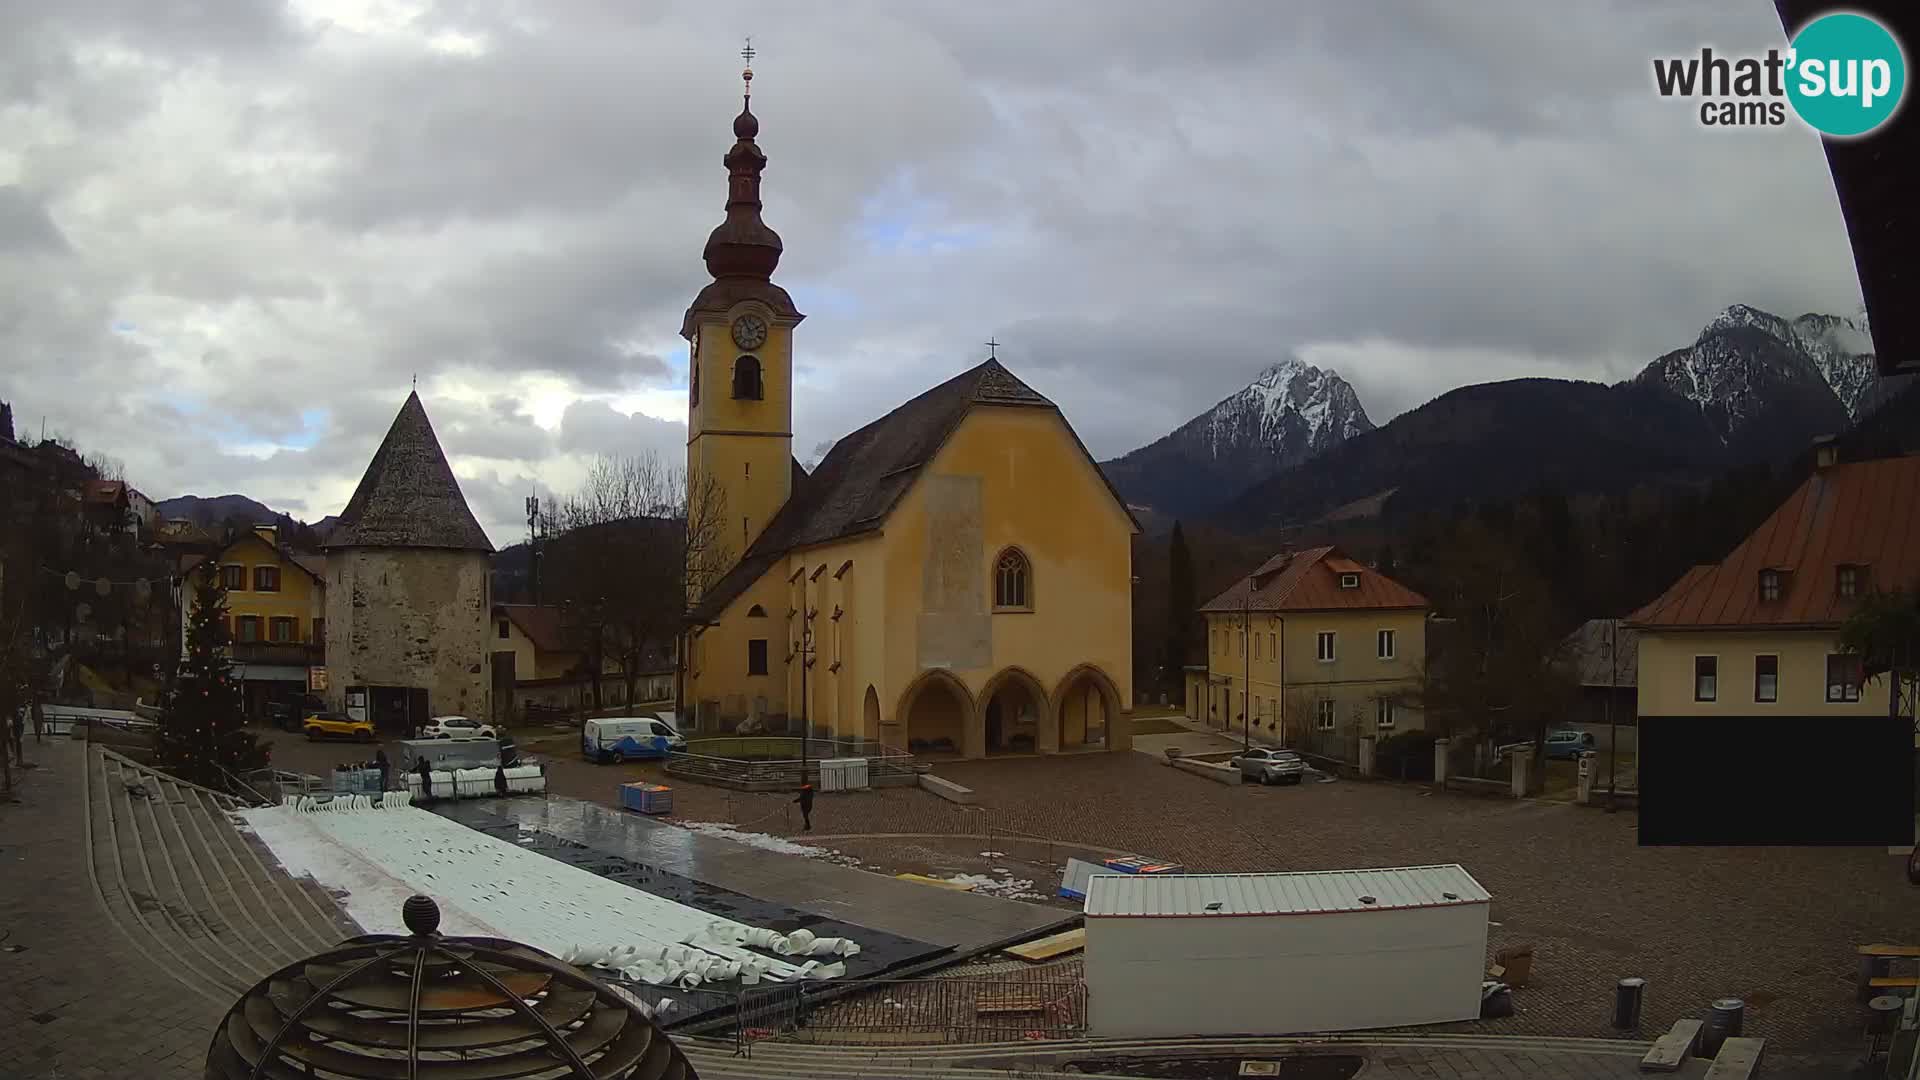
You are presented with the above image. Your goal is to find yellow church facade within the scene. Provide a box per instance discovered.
[678,72,1136,758]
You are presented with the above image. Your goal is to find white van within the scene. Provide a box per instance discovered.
[581,716,686,764]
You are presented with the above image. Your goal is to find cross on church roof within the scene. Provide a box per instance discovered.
[985,338,1000,360]
[741,37,755,98]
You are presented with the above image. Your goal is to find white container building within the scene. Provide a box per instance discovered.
[1084,863,1491,1038]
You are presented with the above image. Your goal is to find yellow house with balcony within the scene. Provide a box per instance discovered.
[179,524,326,721]
[1191,547,1430,763]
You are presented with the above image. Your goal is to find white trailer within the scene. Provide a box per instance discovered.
[1084,863,1491,1038]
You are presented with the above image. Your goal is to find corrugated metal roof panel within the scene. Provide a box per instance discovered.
[1083,864,1490,918]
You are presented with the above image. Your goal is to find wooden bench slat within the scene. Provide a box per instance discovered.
[1868,976,1920,988]
[1858,944,1920,957]
[1640,1019,1703,1072]
[1702,1036,1764,1080]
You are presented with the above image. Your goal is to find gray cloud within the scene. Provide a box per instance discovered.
[0,0,1867,542]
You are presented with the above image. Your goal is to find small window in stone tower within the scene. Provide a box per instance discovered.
[994,548,1031,610]
[747,638,769,676]
[689,356,700,405]
[732,355,763,400]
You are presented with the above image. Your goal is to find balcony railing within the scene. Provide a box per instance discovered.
[228,641,323,666]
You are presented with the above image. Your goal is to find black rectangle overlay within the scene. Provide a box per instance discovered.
[1639,716,1915,845]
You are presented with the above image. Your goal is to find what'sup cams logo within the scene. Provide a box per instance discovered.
[1653,11,1907,137]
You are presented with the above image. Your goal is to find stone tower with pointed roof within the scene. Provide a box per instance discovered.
[323,392,495,730]
[677,64,1139,759]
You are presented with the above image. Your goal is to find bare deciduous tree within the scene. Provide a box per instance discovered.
[541,454,728,714]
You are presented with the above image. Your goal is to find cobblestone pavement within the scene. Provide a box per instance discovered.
[258,725,1916,1055]
[0,741,226,1080]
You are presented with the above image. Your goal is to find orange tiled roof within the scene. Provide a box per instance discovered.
[1628,454,1920,629]
[1199,546,1429,614]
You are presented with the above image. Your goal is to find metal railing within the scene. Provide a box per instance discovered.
[666,737,919,789]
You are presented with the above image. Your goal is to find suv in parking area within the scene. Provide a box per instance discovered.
[1496,729,1597,761]
[420,715,497,740]
[304,711,375,742]
[1229,747,1308,785]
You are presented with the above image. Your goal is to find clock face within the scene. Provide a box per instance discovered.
[731,314,769,351]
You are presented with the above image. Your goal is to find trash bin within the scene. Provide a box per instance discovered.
[1613,978,1646,1030]
[1701,998,1744,1057]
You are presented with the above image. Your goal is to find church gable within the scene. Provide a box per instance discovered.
[689,358,1133,624]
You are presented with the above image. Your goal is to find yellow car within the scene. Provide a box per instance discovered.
[304,711,375,742]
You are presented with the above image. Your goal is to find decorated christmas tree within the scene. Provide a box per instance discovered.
[159,565,265,785]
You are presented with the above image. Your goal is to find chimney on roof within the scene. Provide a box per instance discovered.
[1812,434,1839,470]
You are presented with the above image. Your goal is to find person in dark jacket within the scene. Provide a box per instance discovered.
[793,783,815,832]
[374,748,391,792]
[494,764,509,797]
[415,756,433,801]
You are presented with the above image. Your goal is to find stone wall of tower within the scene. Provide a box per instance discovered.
[324,546,491,723]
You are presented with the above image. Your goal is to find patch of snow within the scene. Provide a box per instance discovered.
[674,821,834,857]
[978,850,1006,858]
[939,872,1039,898]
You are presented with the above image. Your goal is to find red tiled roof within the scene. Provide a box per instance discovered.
[1628,454,1920,629]
[1199,547,1430,614]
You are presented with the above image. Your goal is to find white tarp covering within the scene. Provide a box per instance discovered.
[234,798,858,989]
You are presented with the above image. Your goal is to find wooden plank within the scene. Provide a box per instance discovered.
[895,873,974,891]
[1868,976,1920,988]
[1858,944,1920,957]
[1005,927,1085,962]
[1702,1036,1764,1080]
[1640,1019,1703,1072]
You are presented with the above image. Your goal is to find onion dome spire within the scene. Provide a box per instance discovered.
[703,38,783,281]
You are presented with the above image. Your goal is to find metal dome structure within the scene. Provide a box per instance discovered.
[204,895,697,1080]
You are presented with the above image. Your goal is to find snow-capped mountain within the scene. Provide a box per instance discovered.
[1635,304,1883,437]
[1101,357,1374,523]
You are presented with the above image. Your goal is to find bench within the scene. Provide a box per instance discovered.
[1640,1019,1702,1072]
[1858,943,1920,1002]
[1702,1036,1764,1080]
[918,774,976,805]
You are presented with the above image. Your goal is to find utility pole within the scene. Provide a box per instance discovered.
[524,495,542,604]
[1242,589,1251,752]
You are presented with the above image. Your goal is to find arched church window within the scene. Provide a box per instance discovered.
[993,547,1032,611]
[732,355,763,400]
[747,604,767,617]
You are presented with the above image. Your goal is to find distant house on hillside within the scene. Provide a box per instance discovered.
[1557,618,1639,729]
[1190,546,1430,765]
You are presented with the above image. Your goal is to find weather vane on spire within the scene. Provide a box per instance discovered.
[741,37,755,99]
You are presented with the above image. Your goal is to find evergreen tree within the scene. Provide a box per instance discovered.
[159,566,264,785]
[1165,521,1195,704]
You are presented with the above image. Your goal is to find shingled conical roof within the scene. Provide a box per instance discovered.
[326,392,493,552]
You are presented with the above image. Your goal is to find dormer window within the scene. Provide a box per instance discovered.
[732,355,763,400]
[1339,573,1360,589]
[1758,570,1782,603]
[1837,564,1865,599]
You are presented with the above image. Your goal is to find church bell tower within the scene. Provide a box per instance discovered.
[684,41,805,576]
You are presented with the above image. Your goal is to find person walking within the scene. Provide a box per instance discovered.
[792,783,815,832]
[374,748,391,792]
[494,764,509,797]
[415,756,434,802]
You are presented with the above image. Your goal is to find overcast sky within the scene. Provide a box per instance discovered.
[0,1,1869,546]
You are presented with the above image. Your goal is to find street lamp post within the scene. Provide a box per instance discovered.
[795,621,816,781]
[1606,619,1619,813]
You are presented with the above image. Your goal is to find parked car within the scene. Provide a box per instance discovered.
[303,711,375,742]
[1229,747,1307,785]
[420,715,497,740]
[1496,730,1597,762]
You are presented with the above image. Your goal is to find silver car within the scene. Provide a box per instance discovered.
[1230,747,1307,785]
